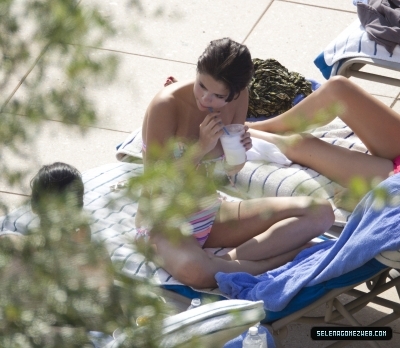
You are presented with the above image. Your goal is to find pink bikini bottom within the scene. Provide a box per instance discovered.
[393,156,400,175]
[136,195,222,247]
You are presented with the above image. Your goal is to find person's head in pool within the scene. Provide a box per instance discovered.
[194,38,254,111]
[30,162,89,242]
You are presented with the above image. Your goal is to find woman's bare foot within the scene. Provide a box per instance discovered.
[204,249,233,261]
[245,120,267,131]
[333,188,358,212]
[164,76,178,87]
[248,128,295,155]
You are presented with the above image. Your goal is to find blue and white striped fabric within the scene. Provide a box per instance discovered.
[115,128,142,162]
[116,117,365,227]
[314,18,400,79]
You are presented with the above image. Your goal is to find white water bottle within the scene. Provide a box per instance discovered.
[242,326,263,348]
[187,298,201,310]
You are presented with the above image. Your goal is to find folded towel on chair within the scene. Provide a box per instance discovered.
[216,173,400,312]
[115,128,142,162]
[314,18,400,79]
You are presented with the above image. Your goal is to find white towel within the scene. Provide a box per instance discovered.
[247,137,292,166]
[115,128,142,162]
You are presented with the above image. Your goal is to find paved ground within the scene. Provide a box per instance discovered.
[1,0,400,346]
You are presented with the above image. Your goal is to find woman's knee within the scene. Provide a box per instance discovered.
[168,252,216,288]
[305,197,335,231]
[323,76,353,99]
[150,234,215,287]
[282,133,315,160]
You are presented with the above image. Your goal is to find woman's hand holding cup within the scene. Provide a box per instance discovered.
[198,111,224,156]
[241,125,252,151]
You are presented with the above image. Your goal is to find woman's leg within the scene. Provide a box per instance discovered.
[149,196,333,288]
[249,129,393,187]
[203,196,334,261]
[248,76,400,159]
[150,231,307,288]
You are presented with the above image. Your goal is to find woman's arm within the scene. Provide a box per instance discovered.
[142,95,179,164]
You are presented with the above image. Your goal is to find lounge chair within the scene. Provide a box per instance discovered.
[105,299,267,348]
[265,267,400,348]
[0,162,272,347]
[216,167,400,348]
[3,157,400,347]
[113,119,400,348]
[314,18,400,87]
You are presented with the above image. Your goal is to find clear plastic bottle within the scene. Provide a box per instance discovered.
[242,326,263,348]
[186,298,201,310]
[255,322,268,348]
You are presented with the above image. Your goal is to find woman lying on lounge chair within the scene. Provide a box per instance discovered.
[247,76,400,191]
[136,37,334,289]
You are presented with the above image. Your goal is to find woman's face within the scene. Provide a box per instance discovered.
[193,73,229,112]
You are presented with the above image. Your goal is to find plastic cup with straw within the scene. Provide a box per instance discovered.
[207,108,243,187]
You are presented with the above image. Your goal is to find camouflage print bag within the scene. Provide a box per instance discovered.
[248,58,312,118]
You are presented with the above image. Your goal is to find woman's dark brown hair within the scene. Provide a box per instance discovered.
[197,38,254,102]
[30,162,84,216]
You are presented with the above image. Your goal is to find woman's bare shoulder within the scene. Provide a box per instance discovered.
[144,80,194,144]
[146,80,194,126]
[148,80,193,113]
[157,79,193,103]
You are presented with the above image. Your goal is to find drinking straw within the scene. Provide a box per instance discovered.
[208,107,230,135]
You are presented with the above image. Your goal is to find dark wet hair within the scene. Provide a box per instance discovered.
[197,38,254,102]
[30,162,84,215]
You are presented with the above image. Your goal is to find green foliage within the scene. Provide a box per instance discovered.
[0,193,168,347]
[127,140,221,244]
[0,1,171,347]
[0,0,119,193]
[2,2,394,347]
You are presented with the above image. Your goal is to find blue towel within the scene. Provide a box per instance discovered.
[263,258,386,322]
[216,174,400,312]
[314,52,332,79]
